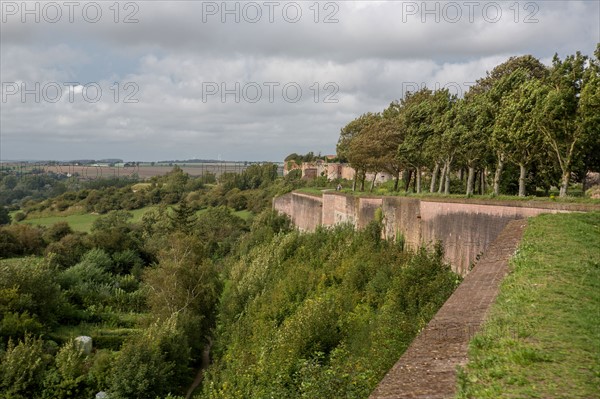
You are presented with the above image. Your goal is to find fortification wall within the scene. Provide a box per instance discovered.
[289,192,323,231]
[274,191,590,274]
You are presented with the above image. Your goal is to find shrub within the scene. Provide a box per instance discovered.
[0,334,50,398]
[12,212,26,222]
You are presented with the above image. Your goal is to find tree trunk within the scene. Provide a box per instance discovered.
[559,171,570,198]
[518,164,527,197]
[370,173,377,192]
[493,154,505,196]
[360,171,366,191]
[438,163,446,194]
[415,166,422,193]
[459,168,464,182]
[430,162,439,193]
[466,165,475,196]
[444,160,451,195]
[481,167,487,195]
[404,169,413,193]
[394,171,400,191]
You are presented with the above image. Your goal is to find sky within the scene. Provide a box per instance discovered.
[1,0,598,162]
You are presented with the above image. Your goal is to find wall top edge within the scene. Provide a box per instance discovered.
[295,191,600,212]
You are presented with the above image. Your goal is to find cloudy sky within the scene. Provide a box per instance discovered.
[1,0,598,161]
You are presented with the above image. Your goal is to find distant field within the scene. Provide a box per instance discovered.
[22,206,253,232]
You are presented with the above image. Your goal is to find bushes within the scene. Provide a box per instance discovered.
[0,258,68,332]
[0,334,50,398]
[109,318,191,399]
[201,224,460,399]
[0,224,45,257]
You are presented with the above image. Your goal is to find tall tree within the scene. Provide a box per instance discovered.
[495,76,547,196]
[575,44,600,191]
[454,94,491,196]
[169,200,197,234]
[471,55,547,196]
[535,51,595,197]
[339,113,379,191]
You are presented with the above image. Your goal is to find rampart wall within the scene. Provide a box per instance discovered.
[274,191,595,275]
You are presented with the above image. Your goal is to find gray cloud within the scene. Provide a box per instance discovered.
[1,0,598,161]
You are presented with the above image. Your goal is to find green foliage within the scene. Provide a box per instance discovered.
[0,334,50,398]
[43,221,73,243]
[195,207,247,258]
[89,210,141,253]
[0,207,11,225]
[41,339,92,399]
[45,233,90,268]
[110,317,191,399]
[0,224,45,257]
[200,224,460,399]
[0,258,68,334]
[337,50,599,197]
[143,233,222,337]
[169,200,197,234]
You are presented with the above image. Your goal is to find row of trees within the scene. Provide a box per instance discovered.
[338,47,600,197]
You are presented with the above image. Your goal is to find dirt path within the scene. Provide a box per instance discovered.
[369,219,528,399]
[185,338,212,399]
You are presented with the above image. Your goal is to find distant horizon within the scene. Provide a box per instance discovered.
[0,158,288,164]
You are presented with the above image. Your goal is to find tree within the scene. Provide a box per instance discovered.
[169,200,197,234]
[576,48,600,190]
[347,114,391,192]
[0,207,10,225]
[495,75,547,196]
[110,318,191,399]
[89,210,141,253]
[438,95,461,194]
[458,94,492,196]
[337,113,378,190]
[471,55,547,196]
[398,89,437,193]
[143,233,222,332]
[536,51,595,197]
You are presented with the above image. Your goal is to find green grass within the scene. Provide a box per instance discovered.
[23,206,157,232]
[456,212,600,398]
[295,187,327,196]
[22,206,253,232]
[24,213,100,232]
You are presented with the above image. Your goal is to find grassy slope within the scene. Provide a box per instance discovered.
[23,206,253,232]
[456,212,600,398]
[23,207,154,232]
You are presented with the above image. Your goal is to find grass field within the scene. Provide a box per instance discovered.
[23,206,253,232]
[456,212,600,398]
[23,207,155,232]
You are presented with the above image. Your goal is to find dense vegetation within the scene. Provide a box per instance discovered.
[200,221,459,399]
[0,161,462,399]
[456,212,600,398]
[338,47,600,197]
